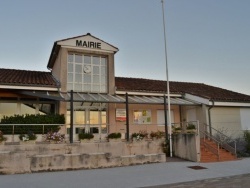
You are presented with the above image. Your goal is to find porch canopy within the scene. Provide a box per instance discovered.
[19,90,200,143]
[20,90,199,105]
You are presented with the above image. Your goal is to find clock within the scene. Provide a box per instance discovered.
[83,65,91,73]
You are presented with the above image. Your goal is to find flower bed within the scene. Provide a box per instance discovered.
[131,130,148,141]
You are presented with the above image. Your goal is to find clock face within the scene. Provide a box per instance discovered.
[83,65,91,73]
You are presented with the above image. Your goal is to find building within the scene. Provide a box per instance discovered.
[0,33,250,141]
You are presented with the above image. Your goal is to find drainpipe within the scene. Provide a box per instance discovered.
[208,100,214,136]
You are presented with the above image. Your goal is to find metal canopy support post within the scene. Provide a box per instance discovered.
[125,93,130,141]
[70,90,74,143]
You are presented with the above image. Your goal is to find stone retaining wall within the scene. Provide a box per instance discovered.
[173,133,200,162]
[0,139,166,174]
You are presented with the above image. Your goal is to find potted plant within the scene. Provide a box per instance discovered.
[107,132,122,142]
[131,130,148,141]
[45,131,65,143]
[186,124,196,134]
[173,127,182,134]
[150,131,165,140]
[19,131,37,144]
[79,132,94,143]
[0,130,7,144]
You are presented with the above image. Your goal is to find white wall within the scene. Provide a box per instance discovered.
[211,107,242,138]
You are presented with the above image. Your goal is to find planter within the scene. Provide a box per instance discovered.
[152,137,165,142]
[173,130,182,134]
[51,141,64,144]
[132,138,145,142]
[20,140,36,145]
[80,139,94,143]
[186,129,197,134]
[109,138,121,142]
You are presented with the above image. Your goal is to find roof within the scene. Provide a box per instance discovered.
[58,92,197,105]
[0,69,249,103]
[115,77,250,102]
[0,68,59,88]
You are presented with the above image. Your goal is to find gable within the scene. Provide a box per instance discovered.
[47,33,118,69]
[57,33,118,53]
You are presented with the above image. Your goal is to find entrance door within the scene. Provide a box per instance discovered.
[67,103,107,140]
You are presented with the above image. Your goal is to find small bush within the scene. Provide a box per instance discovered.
[131,130,148,141]
[0,130,7,142]
[79,132,94,140]
[108,132,121,139]
[19,131,37,141]
[187,124,196,130]
[150,131,165,139]
[243,130,250,154]
[45,131,65,143]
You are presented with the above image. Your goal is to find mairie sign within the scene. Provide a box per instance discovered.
[76,40,101,49]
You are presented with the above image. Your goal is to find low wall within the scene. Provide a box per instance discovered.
[173,134,200,162]
[0,139,166,174]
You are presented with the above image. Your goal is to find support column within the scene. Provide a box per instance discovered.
[125,93,129,141]
[70,90,74,143]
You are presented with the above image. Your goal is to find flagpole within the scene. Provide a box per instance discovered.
[161,0,173,157]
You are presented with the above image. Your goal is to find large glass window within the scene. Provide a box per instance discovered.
[67,54,107,93]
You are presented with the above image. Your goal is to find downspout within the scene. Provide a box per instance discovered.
[208,100,214,136]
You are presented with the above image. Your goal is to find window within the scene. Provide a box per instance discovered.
[157,110,174,126]
[67,54,107,93]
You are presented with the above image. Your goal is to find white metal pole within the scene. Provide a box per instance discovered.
[161,0,173,157]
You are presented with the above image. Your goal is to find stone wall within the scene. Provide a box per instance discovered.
[173,134,200,162]
[0,139,166,174]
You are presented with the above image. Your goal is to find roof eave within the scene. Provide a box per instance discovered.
[0,84,59,91]
[47,42,61,69]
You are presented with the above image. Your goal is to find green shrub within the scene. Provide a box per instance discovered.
[187,124,196,130]
[78,132,94,140]
[108,132,121,139]
[0,114,65,134]
[19,131,37,141]
[243,130,250,154]
[174,127,182,131]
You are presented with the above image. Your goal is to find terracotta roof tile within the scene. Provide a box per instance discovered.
[0,68,59,88]
[1,69,249,102]
[115,77,250,102]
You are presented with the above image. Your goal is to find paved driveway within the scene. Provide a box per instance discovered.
[0,158,249,188]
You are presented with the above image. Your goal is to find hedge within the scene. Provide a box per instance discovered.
[0,114,65,134]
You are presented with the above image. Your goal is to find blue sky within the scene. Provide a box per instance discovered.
[0,0,249,95]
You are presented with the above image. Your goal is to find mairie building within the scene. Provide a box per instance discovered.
[1,33,250,141]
